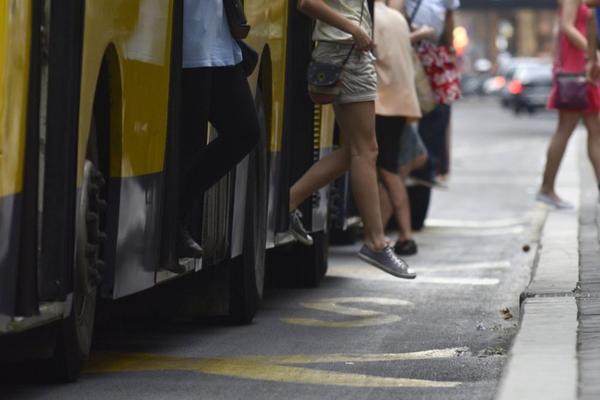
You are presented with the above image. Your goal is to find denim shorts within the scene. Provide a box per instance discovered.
[398,123,427,166]
[311,42,377,104]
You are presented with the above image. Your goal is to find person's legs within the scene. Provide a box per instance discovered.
[333,101,387,251]
[414,104,450,181]
[183,64,259,203]
[439,106,452,177]
[540,111,581,199]
[582,112,600,184]
[378,181,394,228]
[379,168,412,243]
[289,143,351,211]
[289,102,386,250]
[179,68,211,218]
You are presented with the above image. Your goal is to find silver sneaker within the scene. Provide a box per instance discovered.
[289,210,314,246]
[536,192,574,210]
[358,245,417,279]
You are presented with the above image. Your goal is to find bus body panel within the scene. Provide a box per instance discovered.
[311,105,335,232]
[78,0,175,298]
[0,1,32,317]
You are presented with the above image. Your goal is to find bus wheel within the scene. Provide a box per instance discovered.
[294,230,329,287]
[229,91,268,324]
[53,142,105,381]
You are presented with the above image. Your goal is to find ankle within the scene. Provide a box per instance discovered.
[365,239,388,252]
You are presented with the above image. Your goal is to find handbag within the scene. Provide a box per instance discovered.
[238,40,258,77]
[555,72,589,110]
[407,0,436,113]
[412,50,436,114]
[554,33,589,110]
[307,51,354,105]
[306,1,365,105]
[223,0,251,39]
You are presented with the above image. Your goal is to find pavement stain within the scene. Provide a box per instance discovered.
[84,348,467,388]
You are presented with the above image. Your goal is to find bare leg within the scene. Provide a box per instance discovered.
[379,181,393,228]
[541,111,581,200]
[583,113,600,183]
[408,153,428,174]
[289,101,387,250]
[379,168,412,242]
[335,101,387,250]
[289,143,350,211]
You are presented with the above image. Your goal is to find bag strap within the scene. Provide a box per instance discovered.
[340,0,367,67]
[408,0,424,26]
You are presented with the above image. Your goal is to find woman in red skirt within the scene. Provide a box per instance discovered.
[539,0,600,208]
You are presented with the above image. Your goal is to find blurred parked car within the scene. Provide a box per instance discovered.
[500,60,552,114]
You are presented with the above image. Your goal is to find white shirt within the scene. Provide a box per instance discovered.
[313,0,372,42]
[182,0,242,68]
[405,0,460,43]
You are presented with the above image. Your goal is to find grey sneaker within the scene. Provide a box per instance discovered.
[289,210,314,246]
[358,245,416,279]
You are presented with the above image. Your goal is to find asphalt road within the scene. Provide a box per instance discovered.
[3,100,558,400]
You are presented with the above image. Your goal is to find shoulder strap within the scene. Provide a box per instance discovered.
[341,0,367,67]
[408,0,424,26]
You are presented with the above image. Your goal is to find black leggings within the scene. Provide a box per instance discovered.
[179,64,259,219]
[414,104,451,180]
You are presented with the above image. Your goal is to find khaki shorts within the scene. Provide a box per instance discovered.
[311,42,377,104]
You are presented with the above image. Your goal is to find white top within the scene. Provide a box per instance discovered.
[313,0,372,42]
[182,0,242,68]
[374,2,421,118]
[405,0,460,43]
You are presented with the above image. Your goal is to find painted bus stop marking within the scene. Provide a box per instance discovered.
[282,297,413,328]
[86,347,465,388]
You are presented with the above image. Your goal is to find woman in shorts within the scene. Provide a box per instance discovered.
[289,0,416,279]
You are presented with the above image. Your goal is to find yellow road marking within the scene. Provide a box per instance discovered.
[86,348,465,388]
[282,297,412,328]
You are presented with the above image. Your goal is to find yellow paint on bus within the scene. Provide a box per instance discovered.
[0,0,32,197]
[77,0,174,181]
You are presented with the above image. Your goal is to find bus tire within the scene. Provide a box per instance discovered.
[229,91,268,324]
[408,185,431,231]
[52,123,105,382]
[277,230,329,288]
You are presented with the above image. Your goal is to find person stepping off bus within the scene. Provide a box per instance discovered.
[288,0,416,279]
[177,0,260,261]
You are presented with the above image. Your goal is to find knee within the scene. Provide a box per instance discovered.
[351,141,379,165]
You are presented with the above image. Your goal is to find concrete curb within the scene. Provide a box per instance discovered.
[495,129,582,400]
[495,297,578,400]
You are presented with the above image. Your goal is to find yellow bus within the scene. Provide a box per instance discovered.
[0,0,335,381]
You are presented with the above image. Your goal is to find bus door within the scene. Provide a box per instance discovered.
[37,0,86,308]
[0,0,42,319]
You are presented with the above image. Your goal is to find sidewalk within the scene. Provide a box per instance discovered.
[495,130,600,400]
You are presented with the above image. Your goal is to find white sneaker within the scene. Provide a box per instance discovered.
[536,192,574,210]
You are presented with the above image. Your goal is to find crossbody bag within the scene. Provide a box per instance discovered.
[555,31,589,110]
[306,1,366,105]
